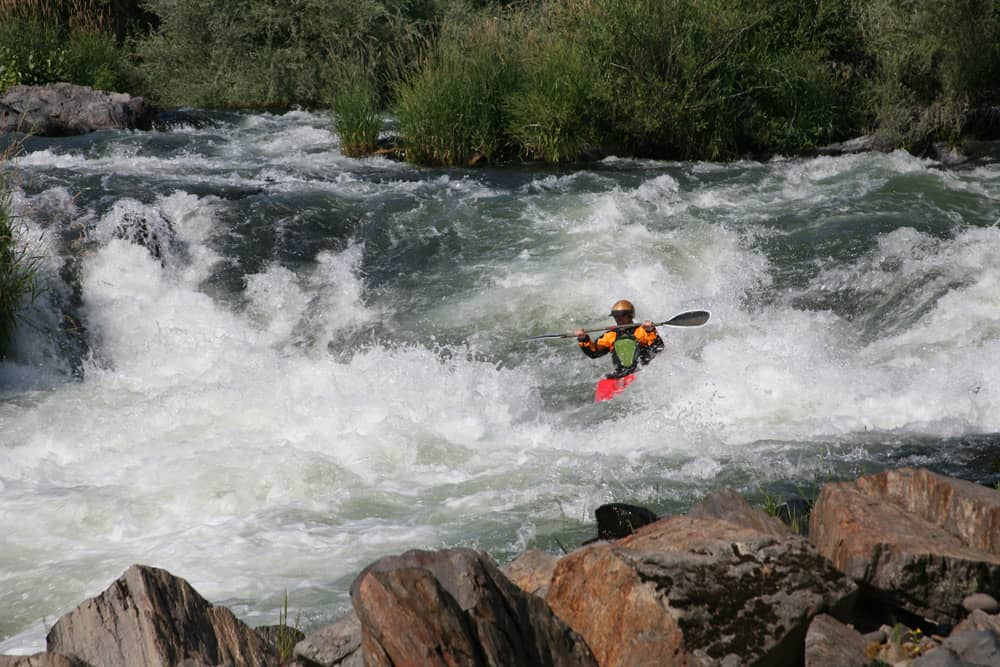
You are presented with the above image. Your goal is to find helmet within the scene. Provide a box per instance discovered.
[609,299,635,318]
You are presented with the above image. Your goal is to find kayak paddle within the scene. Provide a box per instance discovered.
[525,309,710,341]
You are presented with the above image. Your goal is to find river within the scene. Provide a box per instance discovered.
[2,110,999,652]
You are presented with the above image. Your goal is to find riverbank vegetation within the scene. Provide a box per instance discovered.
[1,0,998,164]
[0,140,42,359]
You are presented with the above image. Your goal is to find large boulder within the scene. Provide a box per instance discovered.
[0,83,154,136]
[809,468,1000,624]
[544,515,857,666]
[46,564,274,667]
[350,547,596,667]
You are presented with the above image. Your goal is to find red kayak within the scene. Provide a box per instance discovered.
[594,374,636,402]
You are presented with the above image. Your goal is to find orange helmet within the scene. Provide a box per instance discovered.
[609,299,635,318]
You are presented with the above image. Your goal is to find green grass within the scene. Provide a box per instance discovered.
[0,141,44,359]
[333,57,383,158]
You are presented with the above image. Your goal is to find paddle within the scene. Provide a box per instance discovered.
[525,309,710,341]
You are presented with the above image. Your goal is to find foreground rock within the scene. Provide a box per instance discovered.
[545,515,857,666]
[46,564,274,667]
[350,547,596,666]
[810,467,1000,624]
[0,83,154,136]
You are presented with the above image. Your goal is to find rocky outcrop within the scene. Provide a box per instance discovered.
[350,547,597,666]
[544,515,857,666]
[7,467,1000,667]
[809,468,1000,624]
[45,564,274,667]
[0,83,154,136]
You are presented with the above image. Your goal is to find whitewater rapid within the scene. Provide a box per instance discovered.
[1,111,999,652]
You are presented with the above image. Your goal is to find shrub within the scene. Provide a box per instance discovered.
[856,0,1000,149]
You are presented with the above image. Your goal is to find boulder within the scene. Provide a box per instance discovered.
[545,515,857,666]
[46,564,274,667]
[593,503,658,540]
[293,611,363,667]
[350,547,596,667]
[687,488,793,538]
[809,469,1000,624]
[501,549,560,597]
[803,614,868,667]
[0,83,154,136]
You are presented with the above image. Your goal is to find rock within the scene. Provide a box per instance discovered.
[293,611,363,667]
[856,468,1000,555]
[592,503,658,541]
[963,593,1000,614]
[501,549,559,597]
[809,469,1000,624]
[804,614,869,667]
[913,629,1000,667]
[544,515,857,667]
[816,135,896,155]
[46,564,274,667]
[952,609,1000,637]
[350,547,596,667]
[0,654,85,667]
[687,488,793,538]
[0,83,154,136]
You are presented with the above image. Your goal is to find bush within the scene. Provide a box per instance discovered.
[856,0,1000,149]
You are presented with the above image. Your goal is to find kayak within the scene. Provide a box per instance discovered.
[594,374,636,402]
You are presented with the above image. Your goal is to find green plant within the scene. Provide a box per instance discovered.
[0,141,44,359]
[394,10,522,165]
[333,56,382,157]
[275,590,300,666]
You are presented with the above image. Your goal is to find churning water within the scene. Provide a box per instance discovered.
[2,111,999,652]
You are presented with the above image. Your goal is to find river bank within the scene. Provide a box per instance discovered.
[3,467,999,666]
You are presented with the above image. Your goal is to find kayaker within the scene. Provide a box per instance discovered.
[576,300,664,378]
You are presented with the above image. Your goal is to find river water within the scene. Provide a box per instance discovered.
[2,111,999,652]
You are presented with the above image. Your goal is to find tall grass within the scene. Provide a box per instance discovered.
[0,140,43,359]
[394,9,523,165]
[0,0,127,93]
[332,57,383,158]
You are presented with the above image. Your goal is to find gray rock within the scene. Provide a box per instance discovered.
[46,564,274,667]
[688,487,794,538]
[293,611,363,667]
[0,83,154,136]
[804,614,868,667]
[941,629,1000,665]
[963,593,1000,614]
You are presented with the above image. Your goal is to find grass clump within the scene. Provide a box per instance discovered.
[333,56,383,158]
[0,0,128,94]
[394,9,523,166]
[0,141,44,359]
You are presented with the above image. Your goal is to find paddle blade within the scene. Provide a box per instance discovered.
[660,310,710,327]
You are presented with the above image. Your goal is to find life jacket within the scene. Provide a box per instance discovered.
[608,328,640,378]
